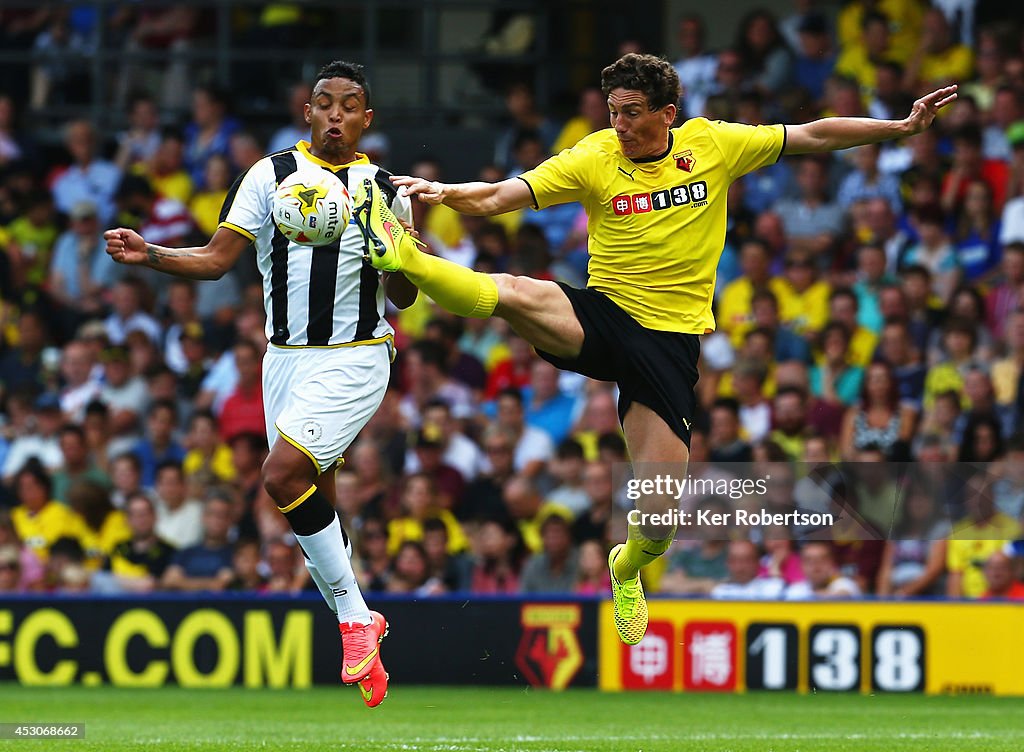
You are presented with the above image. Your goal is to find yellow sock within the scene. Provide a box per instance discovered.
[613,522,675,582]
[397,236,498,318]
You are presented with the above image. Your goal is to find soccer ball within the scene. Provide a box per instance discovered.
[272,171,351,246]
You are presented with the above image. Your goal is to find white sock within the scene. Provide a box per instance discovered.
[296,515,371,625]
[304,538,355,615]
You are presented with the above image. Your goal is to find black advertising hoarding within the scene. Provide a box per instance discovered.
[0,596,599,689]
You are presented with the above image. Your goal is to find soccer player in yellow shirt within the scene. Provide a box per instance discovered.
[354,53,957,645]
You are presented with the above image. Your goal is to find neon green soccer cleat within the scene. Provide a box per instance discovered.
[352,177,419,272]
[608,543,648,645]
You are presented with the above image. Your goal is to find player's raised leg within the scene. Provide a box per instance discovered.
[607,403,688,644]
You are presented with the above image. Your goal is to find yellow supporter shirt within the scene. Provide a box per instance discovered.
[387,510,469,556]
[190,190,229,237]
[70,511,131,570]
[920,46,974,87]
[837,0,923,64]
[519,121,785,333]
[947,513,1021,598]
[775,279,831,336]
[183,445,237,483]
[12,501,82,561]
[553,116,597,154]
[717,276,792,346]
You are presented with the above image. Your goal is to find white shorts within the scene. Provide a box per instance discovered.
[263,342,391,473]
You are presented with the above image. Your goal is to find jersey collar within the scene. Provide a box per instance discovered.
[296,140,370,171]
[629,132,674,164]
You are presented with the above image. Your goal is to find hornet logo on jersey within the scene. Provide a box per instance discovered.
[674,150,696,173]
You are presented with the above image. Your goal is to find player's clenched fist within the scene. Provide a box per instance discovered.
[104,228,148,265]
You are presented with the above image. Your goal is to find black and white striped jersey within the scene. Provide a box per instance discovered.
[218,140,411,348]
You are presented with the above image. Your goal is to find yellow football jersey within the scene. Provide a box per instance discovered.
[519,120,785,333]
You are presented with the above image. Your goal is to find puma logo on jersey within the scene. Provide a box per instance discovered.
[617,166,638,180]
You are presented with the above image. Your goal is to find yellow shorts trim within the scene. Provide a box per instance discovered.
[218,221,257,242]
[277,484,317,514]
[275,423,321,473]
[268,333,394,352]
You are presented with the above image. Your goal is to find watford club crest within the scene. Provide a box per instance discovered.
[675,150,696,172]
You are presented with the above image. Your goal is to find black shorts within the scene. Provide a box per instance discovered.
[536,283,700,446]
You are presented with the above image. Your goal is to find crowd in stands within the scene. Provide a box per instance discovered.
[1,2,1024,602]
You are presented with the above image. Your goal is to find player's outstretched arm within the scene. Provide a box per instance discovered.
[104,226,250,280]
[783,85,958,155]
[391,175,534,216]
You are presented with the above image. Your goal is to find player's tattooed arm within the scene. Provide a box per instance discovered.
[145,244,198,266]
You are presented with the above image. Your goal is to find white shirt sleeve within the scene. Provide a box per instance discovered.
[220,158,275,238]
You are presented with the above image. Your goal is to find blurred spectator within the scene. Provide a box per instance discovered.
[66,479,129,569]
[11,459,79,561]
[408,424,466,512]
[792,13,835,105]
[837,145,902,212]
[229,132,263,173]
[102,492,175,592]
[104,277,161,346]
[182,410,235,492]
[116,174,195,251]
[469,518,522,594]
[982,86,1021,162]
[521,359,575,444]
[114,95,162,172]
[672,15,718,120]
[835,11,893,96]
[29,12,91,110]
[183,85,239,188]
[387,473,467,557]
[459,425,518,524]
[758,527,804,585]
[134,400,185,488]
[905,7,973,94]
[51,120,121,226]
[903,205,959,301]
[552,88,608,155]
[422,517,472,592]
[953,180,1001,283]
[153,460,202,549]
[401,340,473,424]
[0,544,23,593]
[785,542,861,599]
[574,539,611,595]
[941,125,1007,215]
[161,493,234,592]
[735,8,794,97]
[828,287,877,368]
[49,200,122,315]
[493,83,557,173]
[494,387,555,478]
[108,451,143,509]
[485,334,533,399]
[946,474,1021,598]
[774,157,844,255]
[114,6,198,111]
[267,82,312,154]
[839,361,917,460]
[2,393,62,481]
[711,541,785,599]
[519,512,578,594]
[760,269,820,356]
[876,478,949,596]
[717,239,789,347]
[572,461,614,546]
[0,310,49,398]
[189,154,232,238]
[140,131,192,205]
[0,95,29,169]
[59,340,101,422]
[980,551,1024,600]
[52,424,109,504]
[227,538,265,592]
[387,540,444,595]
[709,397,754,463]
[98,345,147,437]
[354,517,391,592]
[263,539,303,593]
[217,341,264,443]
[661,497,731,594]
[985,246,1023,341]
[546,438,589,515]
[423,317,486,392]
[406,399,484,482]
[6,189,58,289]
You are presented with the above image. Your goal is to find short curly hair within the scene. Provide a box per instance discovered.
[313,60,371,107]
[600,53,680,111]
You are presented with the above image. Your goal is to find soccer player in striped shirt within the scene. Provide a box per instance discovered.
[105,61,413,707]
[354,53,956,646]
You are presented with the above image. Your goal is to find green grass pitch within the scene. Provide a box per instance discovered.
[1,686,1022,751]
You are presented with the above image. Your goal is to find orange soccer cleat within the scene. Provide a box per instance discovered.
[339,610,388,684]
